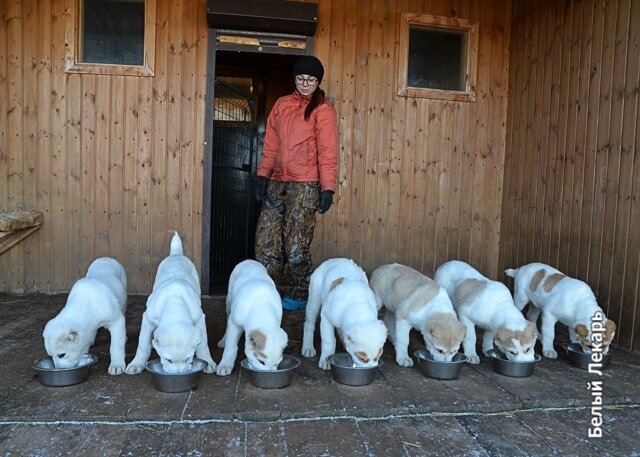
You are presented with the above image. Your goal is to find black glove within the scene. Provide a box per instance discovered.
[317,190,333,214]
[255,176,268,201]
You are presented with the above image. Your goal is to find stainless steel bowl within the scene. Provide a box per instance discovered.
[33,354,98,387]
[487,349,541,377]
[240,354,301,389]
[146,358,208,393]
[326,353,382,386]
[566,343,611,370]
[413,349,467,380]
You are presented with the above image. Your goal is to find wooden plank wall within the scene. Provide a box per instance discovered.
[0,0,208,293]
[1,0,512,295]
[501,0,640,350]
[309,0,512,280]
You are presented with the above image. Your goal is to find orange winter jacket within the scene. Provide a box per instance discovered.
[257,91,338,192]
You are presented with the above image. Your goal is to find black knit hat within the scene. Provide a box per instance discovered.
[293,55,324,83]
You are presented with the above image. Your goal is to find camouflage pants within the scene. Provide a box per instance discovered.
[255,181,320,301]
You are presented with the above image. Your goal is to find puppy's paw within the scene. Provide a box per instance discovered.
[319,358,330,370]
[125,363,145,375]
[108,363,125,375]
[215,364,233,376]
[543,349,558,359]
[301,347,316,358]
[396,357,413,367]
[466,354,480,364]
[204,361,216,374]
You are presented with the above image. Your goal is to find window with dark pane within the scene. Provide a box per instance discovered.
[81,0,145,65]
[407,26,466,92]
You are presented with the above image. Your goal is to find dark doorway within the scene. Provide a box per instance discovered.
[202,0,318,294]
[209,77,255,288]
[207,51,299,294]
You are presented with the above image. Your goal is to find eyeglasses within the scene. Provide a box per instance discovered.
[295,76,318,86]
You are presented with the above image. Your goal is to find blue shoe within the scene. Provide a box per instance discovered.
[282,298,307,311]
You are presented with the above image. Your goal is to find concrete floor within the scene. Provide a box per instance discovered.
[1,293,639,456]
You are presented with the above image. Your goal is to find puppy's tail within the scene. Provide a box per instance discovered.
[504,268,518,278]
[170,231,184,256]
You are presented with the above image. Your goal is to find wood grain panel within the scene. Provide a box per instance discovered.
[1,0,514,346]
[22,0,39,291]
[623,0,640,350]
[0,0,208,293]
[36,0,53,291]
[312,0,334,261]
[503,0,640,350]
[151,0,169,284]
[95,76,110,259]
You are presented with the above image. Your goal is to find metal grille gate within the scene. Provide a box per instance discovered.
[209,78,257,285]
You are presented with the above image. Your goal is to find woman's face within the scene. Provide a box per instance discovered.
[295,74,319,97]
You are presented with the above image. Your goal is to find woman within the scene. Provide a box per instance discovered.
[254,55,338,311]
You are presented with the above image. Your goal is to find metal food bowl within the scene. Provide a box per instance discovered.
[146,358,208,393]
[413,349,467,380]
[326,353,383,386]
[33,354,98,387]
[566,343,611,370]
[240,354,301,389]
[487,349,541,377]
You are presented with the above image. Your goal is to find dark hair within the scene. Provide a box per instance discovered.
[304,87,325,121]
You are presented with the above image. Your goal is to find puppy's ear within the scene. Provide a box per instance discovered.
[574,324,589,338]
[354,351,369,363]
[523,322,536,340]
[59,330,78,343]
[605,319,617,333]
[605,320,617,341]
[248,330,266,349]
[495,327,511,343]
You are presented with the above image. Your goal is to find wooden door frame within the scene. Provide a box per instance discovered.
[200,29,314,294]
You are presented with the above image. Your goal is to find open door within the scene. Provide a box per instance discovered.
[209,78,256,286]
[201,0,318,294]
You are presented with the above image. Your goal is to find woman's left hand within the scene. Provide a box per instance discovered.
[317,190,333,214]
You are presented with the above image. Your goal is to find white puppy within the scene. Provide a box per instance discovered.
[43,257,127,375]
[435,260,536,364]
[370,263,466,366]
[301,258,387,370]
[215,260,289,376]
[505,262,616,358]
[126,232,216,375]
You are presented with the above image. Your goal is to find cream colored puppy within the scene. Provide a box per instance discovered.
[43,257,127,375]
[216,259,288,376]
[370,263,466,366]
[302,258,387,370]
[126,232,216,375]
[435,260,536,364]
[505,262,616,358]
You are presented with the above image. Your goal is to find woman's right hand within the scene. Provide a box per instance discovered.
[255,176,268,201]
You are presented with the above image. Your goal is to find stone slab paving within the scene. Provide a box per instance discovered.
[514,406,640,456]
[1,293,639,456]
